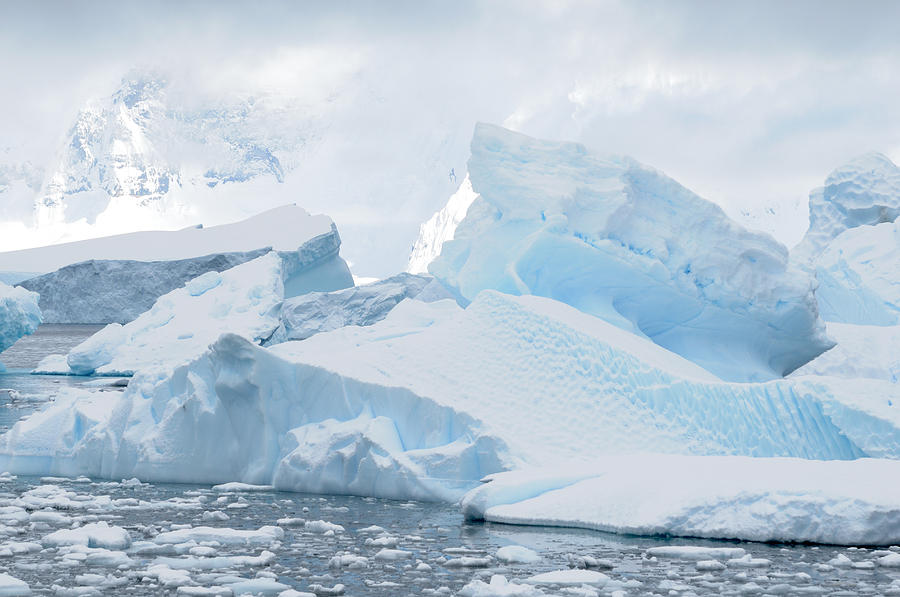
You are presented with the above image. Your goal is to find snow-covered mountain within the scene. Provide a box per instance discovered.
[407,175,478,274]
[33,71,321,228]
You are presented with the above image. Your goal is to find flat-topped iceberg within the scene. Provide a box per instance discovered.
[4,291,900,513]
[0,282,41,369]
[429,124,829,381]
[461,455,900,545]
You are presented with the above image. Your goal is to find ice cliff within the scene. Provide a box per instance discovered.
[428,124,830,381]
[5,292,900,506]
[0,282,41,369]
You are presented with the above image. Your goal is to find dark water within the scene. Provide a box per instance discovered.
[0,327,898,595]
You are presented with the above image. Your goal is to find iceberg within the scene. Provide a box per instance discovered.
[460,455,900,546]
[0,282,41,369]
[49,252,286,376]
[791,322,900,381]
[18,250,269,324]
[428,124,830,381]
[793,152,900,267]
[265,273,452,344]
[4,291,899,511]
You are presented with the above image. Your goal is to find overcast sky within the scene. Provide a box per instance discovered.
[3,1,900,274]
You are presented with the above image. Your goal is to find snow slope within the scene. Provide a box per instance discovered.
[0,283,41,368]
[0,204,340,274]
[407,175,478,274]
[429,124,830,381]
[265,273,452,344]
[4,291,900,511]
[793,152,900,266]
[18,250,270,324]
[461,455,900,545]
[791,322,900,381]
[49,252,286,376]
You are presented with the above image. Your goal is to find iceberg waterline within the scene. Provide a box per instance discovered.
[0,282,41,369]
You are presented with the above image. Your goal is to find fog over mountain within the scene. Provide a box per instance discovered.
[3,1,900,276]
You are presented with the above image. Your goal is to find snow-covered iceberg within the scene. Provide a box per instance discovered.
[793,152,900,267]
[0,282,41,369]
[4,291,899,510]
[428,124,830,381]
[460,455,900,545]
[44,252,286,376]
[265,273,452,344]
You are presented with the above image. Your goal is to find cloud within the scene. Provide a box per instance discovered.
[2,1,900,274]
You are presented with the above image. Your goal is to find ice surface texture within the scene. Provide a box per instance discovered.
[429,124,830,381]
[0,282,41,367]
[4,292,899,508]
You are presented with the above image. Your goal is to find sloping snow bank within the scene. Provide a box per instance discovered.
[0,282,41,368]
[47,252,286,376]
[461,455,900,545]
[429,124,829,381]
[4,291,900,507]
[791,322,900,381]
[265,273,452,344]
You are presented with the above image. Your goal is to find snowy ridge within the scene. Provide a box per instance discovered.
[0,204,338,274]
[0,282,41,366]
[429,124,830,381]
[461,455,900,545]
[5,291,900,512]
[406,175,478,274]
[794,152,900,266]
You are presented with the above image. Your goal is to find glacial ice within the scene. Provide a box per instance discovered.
[793,152,900,267]
[42,252,286,376]
[460,455,900,545]
[0,281,41,369]
[4,291,900,526]
[265,273,452,344]
[428,124,830,381]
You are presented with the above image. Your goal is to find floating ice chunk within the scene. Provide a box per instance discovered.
[0,573,31,597]
[727,554,772,568]
[495,545,540,564]
[42,522,131,550]
[373,548,412,561]
[211,483,274,492]
[524,570,609,586]
[153,526,283,547]
[458,574,546,597]
[227,578,289,595]
[0,282,41,369]
[328,553,368,569]
[443,556,493,568]
[154,550,276,570]
[647,546,747,561]
[303,521,343,534]
[696,560,726,571]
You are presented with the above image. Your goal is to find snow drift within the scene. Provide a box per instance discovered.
[428,124,830,381]
[0,282,41,368]
[4,291,900,514]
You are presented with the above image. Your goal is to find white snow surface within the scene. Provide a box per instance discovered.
[0,204,334,274]
[407,174,478,274]
[794,152,900,266]
[4,291,900,518]
[460,455,900,545]
[812,220,900,325]
[0,573,30,597]
[0,282,41,365]
[44,252,285,376]
[428,124,830,381]
[792,322,900,381]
